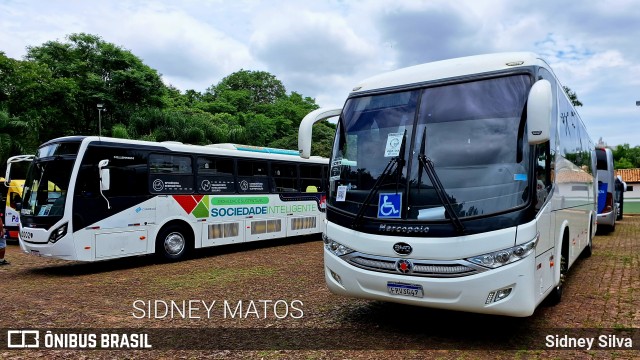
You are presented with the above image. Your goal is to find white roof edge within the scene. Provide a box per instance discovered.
[352,52,546,94]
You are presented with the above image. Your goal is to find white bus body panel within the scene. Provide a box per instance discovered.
[19,224,78,260]
[95,230,148,259]
[323,218,557,317]
[325,250,537,317]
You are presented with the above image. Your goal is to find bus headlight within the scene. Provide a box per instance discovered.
[49,222,68,243]
[467,234,538,269]
[323,234,354,257]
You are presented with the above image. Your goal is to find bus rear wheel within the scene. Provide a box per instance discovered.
[548,251,567,305]
[156,225,190,261]
[582,223,593,258]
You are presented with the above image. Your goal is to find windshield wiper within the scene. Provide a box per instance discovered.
[417,128,465,234]
[352,130,407,229]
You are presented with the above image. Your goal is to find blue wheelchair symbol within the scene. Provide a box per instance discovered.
[378,193,402,218]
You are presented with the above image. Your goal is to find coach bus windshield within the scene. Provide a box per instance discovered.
[21,142,80,219]
[329,74,532,221]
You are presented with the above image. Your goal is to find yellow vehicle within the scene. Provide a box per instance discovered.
[1,178,25,239]
[3,155,34,240]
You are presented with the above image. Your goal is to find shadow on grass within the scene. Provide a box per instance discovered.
[330,300,536,350]
[25,234,321,277]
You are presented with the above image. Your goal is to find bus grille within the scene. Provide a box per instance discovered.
[343,253,486,278]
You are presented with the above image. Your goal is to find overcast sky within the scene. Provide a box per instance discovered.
[2,0,640,146]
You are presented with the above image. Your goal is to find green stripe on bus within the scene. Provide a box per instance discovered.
[210,197,270,206]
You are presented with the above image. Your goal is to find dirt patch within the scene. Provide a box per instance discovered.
[1,217,639,359]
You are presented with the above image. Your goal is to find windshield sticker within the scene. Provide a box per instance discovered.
[336,185,347,202]
[384,133,403,157]
[378,193,402,218]
[330,158,342,181]
[38,205,51,216]
[514,174,527,181]
[417,206,445,220]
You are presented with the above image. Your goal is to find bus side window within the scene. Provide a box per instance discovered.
[237,160,270,193]
[300,164,323,193]
[272,162,299,193]
[10,192,21,209]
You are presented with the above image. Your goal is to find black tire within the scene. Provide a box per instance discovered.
[597,222,615,234]
[156,225,190,261]
[617,203,623,220]
[548,233,569,305]
[582,223,593,258]
[618,192,624,220]
[548,252,567,305]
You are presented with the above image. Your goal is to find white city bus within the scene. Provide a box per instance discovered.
[18,137,328,261]
[299,52,596,317]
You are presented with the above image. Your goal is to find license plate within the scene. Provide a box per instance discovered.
[387,282,424,298]
[30,250,41,257]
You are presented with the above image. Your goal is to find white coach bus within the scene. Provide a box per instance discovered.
[18,137,328,261]
[299,52,596,317]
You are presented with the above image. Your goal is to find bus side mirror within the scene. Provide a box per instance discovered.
[98,159,111,209]
[98,159,110,191]
[298,108,342,158]
[527,79,552,145]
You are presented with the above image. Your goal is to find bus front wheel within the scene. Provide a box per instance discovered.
[547,253,567,305]
[156,225,190,261]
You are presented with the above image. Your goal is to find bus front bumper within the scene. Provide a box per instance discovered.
[19,236,77,260]
[324,249,537,317]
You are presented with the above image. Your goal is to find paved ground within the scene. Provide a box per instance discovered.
[1,216,639,359]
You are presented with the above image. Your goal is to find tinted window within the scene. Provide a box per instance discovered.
[237,159,269,193]
[300,164,324,193]
[76,146,149,197]
[596,149,608,170]
[149,154,194,194]
[272,162,299,192]
[197,156,235,194]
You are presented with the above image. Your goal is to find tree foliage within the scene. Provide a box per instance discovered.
[612,143,640,169]
[24,33,166,140]
[562,85,583,107]
[0,34,334,173]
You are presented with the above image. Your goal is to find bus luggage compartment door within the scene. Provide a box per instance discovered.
[95,229,148,259]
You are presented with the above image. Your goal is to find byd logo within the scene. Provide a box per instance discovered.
[7,330,40,348]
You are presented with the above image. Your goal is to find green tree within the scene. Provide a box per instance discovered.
[562,86,583,107]
[615,157,634,169]
[0,109,31,167]
[25,33,167,138]
[0,52,65,152]
[207,69,286,106]
[110,123,130,139]
[613,143,640,168]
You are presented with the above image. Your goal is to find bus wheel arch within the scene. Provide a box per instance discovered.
[548,227,570,305]
[582,214,594,258]
[155,220,194,261]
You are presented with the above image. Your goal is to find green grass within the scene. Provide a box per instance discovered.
[622,200,640,214]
